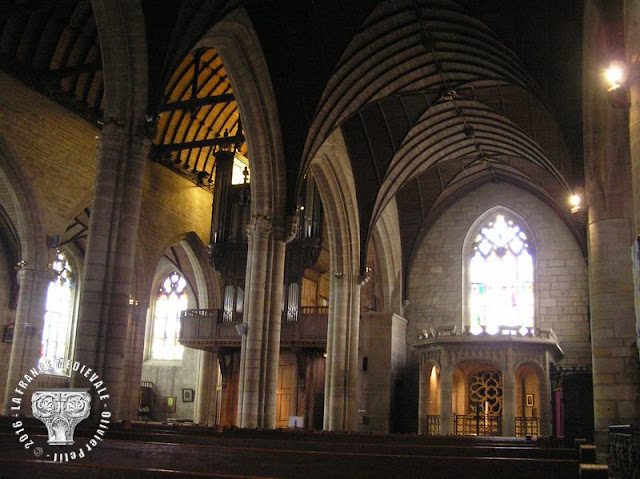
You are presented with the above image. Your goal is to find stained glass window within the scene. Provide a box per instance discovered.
[41,251,75,372]
[151,271,188,360]
[469,214,534,334]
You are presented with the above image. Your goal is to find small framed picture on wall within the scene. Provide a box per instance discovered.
[526,394,534,407]
[182,388,194,403]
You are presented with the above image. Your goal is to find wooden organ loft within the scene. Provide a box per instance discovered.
[179,150,329,429]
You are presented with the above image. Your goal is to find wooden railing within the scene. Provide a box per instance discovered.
[180,306,328,346]
[299,306,329,319]
[515,416,540,437]
[281,306,328,344]
[609,424,639,479]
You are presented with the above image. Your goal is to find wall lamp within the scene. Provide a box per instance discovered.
[605,61,631,108]
[569,191,588,223]
[569,193,582,214]
[605,61,627,91]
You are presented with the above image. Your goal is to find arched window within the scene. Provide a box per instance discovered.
[41,250,75,371]
[151,271,188,360]
[469,213,534,334]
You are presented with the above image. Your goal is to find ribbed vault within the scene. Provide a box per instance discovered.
[304,0,581,275]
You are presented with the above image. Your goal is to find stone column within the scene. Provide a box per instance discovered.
[237,217,286,428]
[346,280,360,431]
[123,298,148,421]
[323,272,360,431]
[586,104,640,459]
[539,361,552,437]
[3,267,50,413]
[439,366,453,435]
[418,357,426,434]
[263,229,286,429]
[628,57,640,361]
[194,350,216,426]
[72,123,150,421]
[502,370,515,437]
[627,12,640,239]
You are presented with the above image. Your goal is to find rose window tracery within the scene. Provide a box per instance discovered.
[469,371,503,415]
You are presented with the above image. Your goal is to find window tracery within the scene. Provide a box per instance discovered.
[151,271,188,360]
[469,214,534,335]
[41,251,75,372]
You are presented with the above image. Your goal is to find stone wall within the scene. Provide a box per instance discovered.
[0,72,97,236]
[406,182,591,367]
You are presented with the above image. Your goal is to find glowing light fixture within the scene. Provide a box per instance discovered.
[605,61,627,91]
[569,193,582,214]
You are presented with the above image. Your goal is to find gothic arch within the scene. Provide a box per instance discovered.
[92,0,148,127]
[0,141,46,269]
[197,8,286,222]
[371,198,404,314]
[310,129,360,431]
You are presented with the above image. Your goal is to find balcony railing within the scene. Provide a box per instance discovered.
[453,414,502,436]
[180,306,328,349]
[515,416,540,437]
[281,306,328,344]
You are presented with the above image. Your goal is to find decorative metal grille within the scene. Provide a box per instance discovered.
[609,425,639,479]
[426,415,440,435]
[469,371,503,415]
[515,416,539,437]
[453,414,502,436]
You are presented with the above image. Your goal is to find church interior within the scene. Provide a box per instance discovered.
[0,0,639,476]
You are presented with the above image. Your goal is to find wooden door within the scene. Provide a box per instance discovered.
[276,364,296,427]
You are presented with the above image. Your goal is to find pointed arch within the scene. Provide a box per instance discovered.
[371,198,404,314]
[0,140,47,269]
[310,129,360,431]
[197,8,286,221]
[92,0,148,127]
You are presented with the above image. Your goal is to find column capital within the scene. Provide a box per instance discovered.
[245,216,273,242]
[96,121,152,157]
[280,214,299,243]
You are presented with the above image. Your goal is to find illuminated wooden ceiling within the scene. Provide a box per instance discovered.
[151,47,246,190]
[0,2,245,190]
[0,0,103,122]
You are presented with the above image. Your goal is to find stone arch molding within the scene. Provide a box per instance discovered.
[309,129,361,431]
[460,204,538,330]
[147,232,220,313]
[92,0,148,128]
[310,129,360,281]
[371,198,403,314]
[143,239,210,362]
[0,141,46,269]
[514,359,547,383]
[196,8,286,222]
